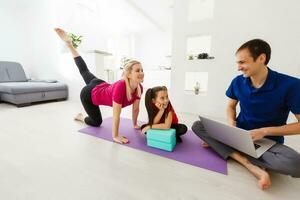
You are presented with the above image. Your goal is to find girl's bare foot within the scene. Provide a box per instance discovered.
[74,113,84,123]
[54,28,73,47]
[113,136,129,144]
[202,141,210,148]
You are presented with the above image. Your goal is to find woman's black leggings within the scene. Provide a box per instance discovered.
[75,56,105,127]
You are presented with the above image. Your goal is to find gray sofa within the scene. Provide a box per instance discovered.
[0,61,68,107]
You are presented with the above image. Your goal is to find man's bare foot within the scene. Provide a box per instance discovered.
[74,113,84,123]
[258,173,271,190]
[113,136,129,144]
[201,141,210,148]
[241,157,272,190]
[247,164,272,190]
[54,28,72,47]
[230,152,271,190]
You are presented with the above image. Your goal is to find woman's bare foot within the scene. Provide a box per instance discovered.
[74,113,85,123]
[54,28,73,47]
[113,136,129,144]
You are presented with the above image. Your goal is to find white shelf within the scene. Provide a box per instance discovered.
[84,50,113,56]
[186,58,215,62]
[184,90,207,96]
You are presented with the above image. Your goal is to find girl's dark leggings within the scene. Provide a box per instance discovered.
[141,123,188,142]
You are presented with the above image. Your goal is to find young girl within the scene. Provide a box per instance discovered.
[141,86,187,143]
[54,28,144,144]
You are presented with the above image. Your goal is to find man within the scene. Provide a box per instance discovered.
[192,39,300,190]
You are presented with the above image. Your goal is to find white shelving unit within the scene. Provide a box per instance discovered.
[170,0,216,114]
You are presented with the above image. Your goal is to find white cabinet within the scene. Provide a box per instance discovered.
[82,50,112,81]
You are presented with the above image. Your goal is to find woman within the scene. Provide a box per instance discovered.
[54,28,144,144]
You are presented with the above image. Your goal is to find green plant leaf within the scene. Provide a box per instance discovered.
[67,32,83,49]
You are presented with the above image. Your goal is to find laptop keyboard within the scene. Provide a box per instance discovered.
[254,143,261,150]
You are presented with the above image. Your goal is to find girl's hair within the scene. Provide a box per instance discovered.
[122,60,142,101]
[145,86,169,126]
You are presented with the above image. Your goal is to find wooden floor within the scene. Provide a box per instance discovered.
[1,101,300,200]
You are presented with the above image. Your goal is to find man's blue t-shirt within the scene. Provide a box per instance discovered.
[226,68,300,143]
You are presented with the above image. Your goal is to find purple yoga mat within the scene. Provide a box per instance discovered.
[79,117,227,175]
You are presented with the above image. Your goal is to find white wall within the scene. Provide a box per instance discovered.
[14,0,112,102]
[134,30,172,89]
[135,31,172,70]
[0,1,32,76]
[4,0,299,114]
[0,0,104,102]
[0,0,173,102]
[171,0,300,119]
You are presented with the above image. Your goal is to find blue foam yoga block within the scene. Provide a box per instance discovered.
[146,129,176,152]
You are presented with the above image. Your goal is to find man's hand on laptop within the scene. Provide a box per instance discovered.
[250,128,268,141]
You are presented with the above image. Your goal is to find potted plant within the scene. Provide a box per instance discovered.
[188,54,194,60]
[120,56,131,69]
[194,82,200,95]
[67,32,83,49]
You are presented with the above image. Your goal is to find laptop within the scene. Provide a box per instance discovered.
[199,115,276,158]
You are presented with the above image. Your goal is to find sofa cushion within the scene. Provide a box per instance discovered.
[0,82,68,94]
[0,61,27,82]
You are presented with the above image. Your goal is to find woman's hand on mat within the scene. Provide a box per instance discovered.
[113,136,129,144]
[133,124,141,129]
[250,128,268,141]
